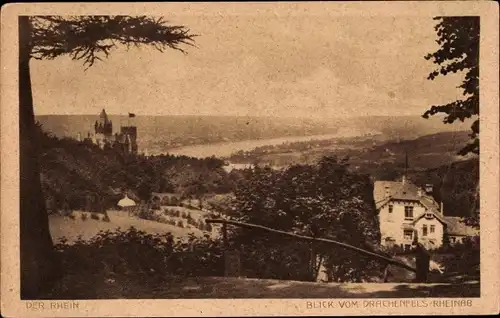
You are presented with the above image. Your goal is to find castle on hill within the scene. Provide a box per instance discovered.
[77,109,138,154]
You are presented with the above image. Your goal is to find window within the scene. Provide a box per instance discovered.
[403,230,413,240]
[404,244,411,251]
[388,205,393,213]
[404,206,414,220]
[451,237,456,243]
[430,225,435,233]
[422,225,428,237]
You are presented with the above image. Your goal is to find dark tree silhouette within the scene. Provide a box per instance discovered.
[19,15,195,298]
[423,16,479,155]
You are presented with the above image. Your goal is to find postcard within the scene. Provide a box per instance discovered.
[1,1,499,316]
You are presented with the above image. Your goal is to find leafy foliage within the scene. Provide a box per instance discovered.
[54,228,223,278]
[30,16,196,68]
[227,157,382,282]
[433,237,480,276]
[409,158,479,227]
[423,16,479,155]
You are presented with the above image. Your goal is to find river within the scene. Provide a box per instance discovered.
[162,133,347,159]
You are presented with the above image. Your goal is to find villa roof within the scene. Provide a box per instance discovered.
[374,180,441,213]
[444,216,480,236]
[411,211,447,226]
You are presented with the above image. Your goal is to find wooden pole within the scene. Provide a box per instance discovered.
[222,223,228,249]
[206,219,417,273]
[383,251,396,282]
[383,264,391,282]
[222,222,229,277]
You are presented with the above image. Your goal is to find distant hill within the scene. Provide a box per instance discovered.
[353,130,473,177]
[35,114,473,155]
[228,130,473,174]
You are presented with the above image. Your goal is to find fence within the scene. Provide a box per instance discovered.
[205,219,434,283]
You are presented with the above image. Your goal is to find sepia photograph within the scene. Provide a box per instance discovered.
[1,2,499,317]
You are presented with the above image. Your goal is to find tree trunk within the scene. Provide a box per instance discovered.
[19,16,60,299]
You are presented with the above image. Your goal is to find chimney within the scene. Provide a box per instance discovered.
[417,188,423,197]
[425,184,433,194]
[401,175,407,185]
[440,201,444,214]
[385,186,390,198]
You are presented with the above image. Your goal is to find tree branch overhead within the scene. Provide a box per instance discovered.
[29,15,197,68]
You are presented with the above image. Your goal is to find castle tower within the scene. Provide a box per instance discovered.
[93,109,114,149]
[99,108,109,125]
[120,126,138,154]
[95,109,113,136]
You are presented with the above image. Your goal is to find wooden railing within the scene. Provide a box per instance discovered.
[206,219,425,281]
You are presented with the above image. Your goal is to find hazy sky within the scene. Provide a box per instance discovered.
[31,12,465,118]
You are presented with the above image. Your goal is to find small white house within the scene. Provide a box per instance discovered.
[374,177,446,250]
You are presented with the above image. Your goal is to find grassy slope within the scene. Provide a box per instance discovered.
[49,210,211,244]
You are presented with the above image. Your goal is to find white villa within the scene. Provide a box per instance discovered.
[374,176,448,250]
[374,176,479,250]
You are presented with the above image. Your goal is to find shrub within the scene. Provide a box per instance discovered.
[102,214,111,222]
[381,244,405,255]
[151,202,161,210]
[177,220,184,228]
[205,222,213,232]
[90,213,100,220]
[68,214,76,220]
[170,197,180,206]
[187,218,197,226]
[81,213,88,221]
[54,228,224,278]
[61,209,73,217]
[138,208,154,221]
[434,238,480,275]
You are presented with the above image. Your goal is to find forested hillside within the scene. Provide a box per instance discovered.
[37,123,237,214]
[409,158,479,221]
